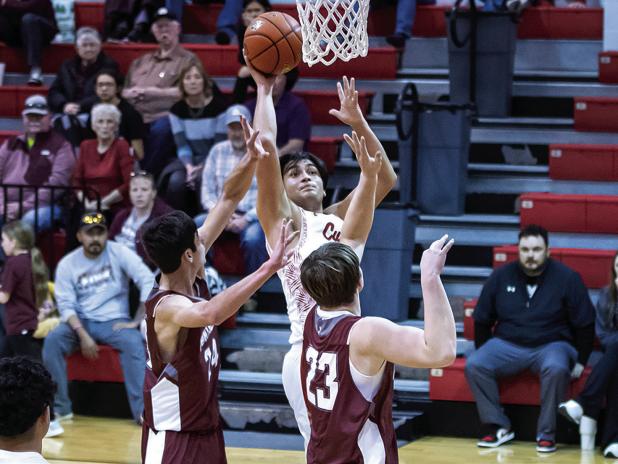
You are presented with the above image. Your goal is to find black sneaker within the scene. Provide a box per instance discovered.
[477,426,515,448]
[386,33,406,48]
[215,30,231,45]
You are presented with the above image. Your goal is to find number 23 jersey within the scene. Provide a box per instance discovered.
[143,278,221,433]
[301,307,398,464]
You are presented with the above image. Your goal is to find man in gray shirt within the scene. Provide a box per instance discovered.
[42,212,154,435]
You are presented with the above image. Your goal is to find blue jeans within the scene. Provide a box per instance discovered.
[143,116,175,178]
[216,0,244,38]
[465,337,576,441]
[42,320,146,422]
[395,0,436,37]
[165,0,187,25]
[21,205,63,233]
[194,213,268,274]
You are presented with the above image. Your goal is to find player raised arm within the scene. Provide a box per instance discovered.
[159,220,298,328]
[326,76,397,218]
[244,55,300,245]
[198,116,263,252]
[350,236,457,373]
[339,131,382,253]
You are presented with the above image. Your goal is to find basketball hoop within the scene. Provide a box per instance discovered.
[296,0,369,66]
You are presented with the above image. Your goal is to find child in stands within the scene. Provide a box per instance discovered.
[0,221,50,360]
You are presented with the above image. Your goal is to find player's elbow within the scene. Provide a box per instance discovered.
[432,343,457,367]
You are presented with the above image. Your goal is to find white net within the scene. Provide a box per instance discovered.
[296,0,369,66]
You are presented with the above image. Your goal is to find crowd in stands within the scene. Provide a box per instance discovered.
[0,0,615,460]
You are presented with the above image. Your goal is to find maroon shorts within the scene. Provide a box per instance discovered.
[141,424,227,464]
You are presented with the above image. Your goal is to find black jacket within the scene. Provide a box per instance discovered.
[48,52,119,114]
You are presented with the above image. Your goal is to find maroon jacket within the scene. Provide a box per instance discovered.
[108,197,173,269]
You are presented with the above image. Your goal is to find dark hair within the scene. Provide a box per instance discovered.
[279,152,329,188]
[518,224,548,247]
[607,251,618,322]
[242,0,272,10]
[95,68,124,89]
[281,67,299,92]
[2,221,49,308]
[179,62,213,100]
[0,357,55,437]
[300,242,361,308]
[141,211,197,274]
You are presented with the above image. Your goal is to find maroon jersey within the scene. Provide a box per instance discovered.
[142,278,222,433]
[301,308,398,464]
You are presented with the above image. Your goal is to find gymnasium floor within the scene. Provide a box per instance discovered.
[44,416,618,464]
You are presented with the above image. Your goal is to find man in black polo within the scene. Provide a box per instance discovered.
[465,224,595,453]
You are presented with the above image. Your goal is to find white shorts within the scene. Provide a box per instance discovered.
[282,343,310,451]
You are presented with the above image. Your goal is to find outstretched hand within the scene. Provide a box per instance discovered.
[344,131,382,178]
[329,76,363,127]
[265,219,299,273]
[420,235,454,278]
[240,115,269,160]
[242,49,277,89]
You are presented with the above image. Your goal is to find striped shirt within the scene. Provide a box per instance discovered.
[200,140,258,222]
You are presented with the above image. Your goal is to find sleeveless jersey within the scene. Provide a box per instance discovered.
[268,208,344,345]
[301,308,398,464]
[143,278,222,433]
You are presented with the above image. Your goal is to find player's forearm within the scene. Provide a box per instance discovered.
[420,275,457,366]
[341,174,377,247]
[221,155,258,202]
[349,119,397,202]
[198,262,277,325]
[254,84,277,145]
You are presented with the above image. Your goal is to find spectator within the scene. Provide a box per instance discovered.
[163,63,228,211]
[465,224,595,453]
[48,27,120,148]
[108,171,172,269]
[384,0,436,48]
[244,68,311,155]
[0,95,75,232]
[195,105,267,273]
[0,357,55,464]
[88,70,146,161]
[0,221,49,360]
[74,104,134,216]
[0,0,58,85]
[559,251,618,458]
[42,212,154,433]
[231,0,272,103]
[122,7,197,178]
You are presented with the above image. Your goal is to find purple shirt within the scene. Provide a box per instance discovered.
[245,91,311,149]
[1,253,38,336]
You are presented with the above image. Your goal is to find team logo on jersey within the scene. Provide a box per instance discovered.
[322,222,341,242]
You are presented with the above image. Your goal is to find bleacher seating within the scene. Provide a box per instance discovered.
[517,6,602,40]
[520,193,618,234]
[430,357,591,405]
[549,144,617,181]
[574,97,618,132]
[599,51,618,84]
[493,245,614,288]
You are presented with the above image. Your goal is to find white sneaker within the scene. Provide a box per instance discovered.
[45,420,64,438]
[604,443,618,458]
[558,399,583,425]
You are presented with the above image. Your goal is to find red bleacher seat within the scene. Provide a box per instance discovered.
[0,130,18,146]
[67,344,125,383]
[430,357,591,405]
[574,97,618,132]
[296,90,372,125]
[520,193,587,233]
[463,299,477,341]
[0,86,48,118]
[549,144,616,181]
[493,245,614,288]
[599,52,618,84]
[307,137,342,173]
[517,7,602,40]
[586,195,618,234]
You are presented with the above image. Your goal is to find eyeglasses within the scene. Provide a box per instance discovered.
[82,212,105,224]
[131,170,151,178]
[24,102,48,110]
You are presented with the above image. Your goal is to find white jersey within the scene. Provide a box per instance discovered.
[269,208,356,345]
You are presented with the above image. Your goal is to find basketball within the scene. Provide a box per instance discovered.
[243,11,303,76]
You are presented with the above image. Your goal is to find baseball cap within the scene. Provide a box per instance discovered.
[224,105,252,126]
[79,212,107,231]
[152,7,178,22]
[22,95,49,116]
